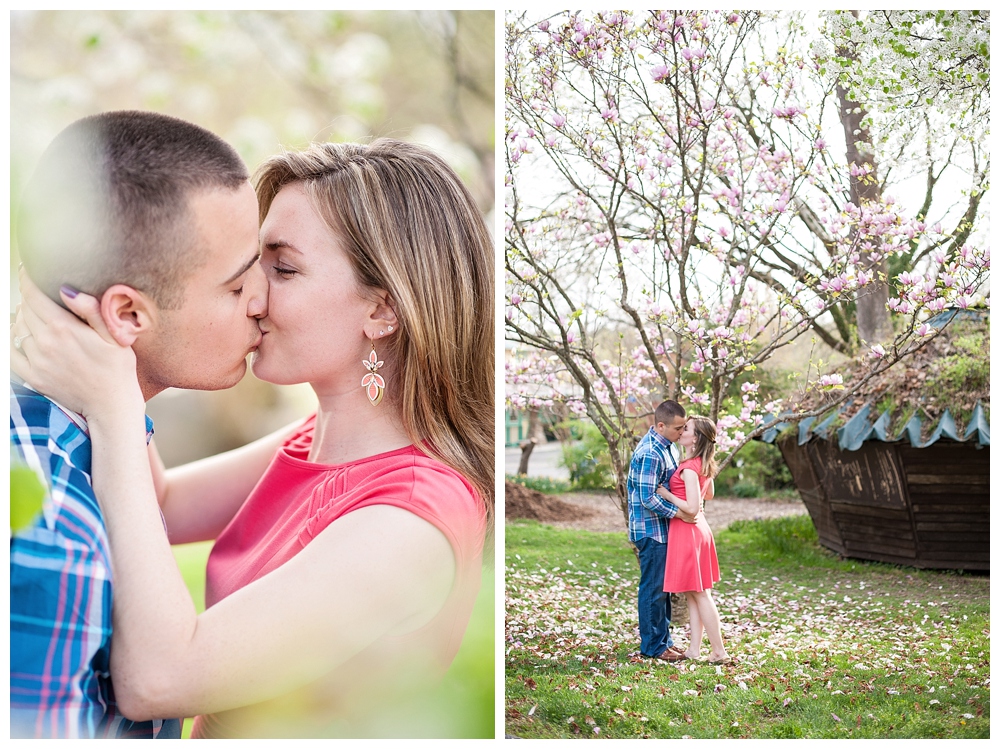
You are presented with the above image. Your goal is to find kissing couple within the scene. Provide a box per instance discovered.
[10,111,493,738]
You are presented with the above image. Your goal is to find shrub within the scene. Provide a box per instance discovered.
[716,440,793,495]
[731,480,762,498]
[504,474,572,494]
[559,420,616,490]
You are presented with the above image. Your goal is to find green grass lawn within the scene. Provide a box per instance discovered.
[505,516,989,739]
[171,542,494,738]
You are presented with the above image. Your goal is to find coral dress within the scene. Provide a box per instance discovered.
[663,457,721,593]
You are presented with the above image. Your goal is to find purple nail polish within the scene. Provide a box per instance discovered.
[60,285,80,299]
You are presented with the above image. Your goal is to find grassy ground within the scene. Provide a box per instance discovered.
[172,542,494,738]
[505,517,989,739]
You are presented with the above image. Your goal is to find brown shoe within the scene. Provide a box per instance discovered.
[655,648,687,662]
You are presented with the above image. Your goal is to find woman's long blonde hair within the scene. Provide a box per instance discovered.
[688,416,718,478]
[253,140,494,524]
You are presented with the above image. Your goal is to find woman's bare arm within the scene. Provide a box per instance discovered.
[655,484,698,522]
[672,469,702,515]
[151,421,303,545]
[93,404,455,720]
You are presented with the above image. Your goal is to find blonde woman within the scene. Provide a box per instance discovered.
[11,139,493,736]
[657,416,730,664]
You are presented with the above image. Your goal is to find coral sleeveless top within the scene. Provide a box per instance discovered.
[191,415,487,738]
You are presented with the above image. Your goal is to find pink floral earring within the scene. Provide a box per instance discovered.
[362,340,385,406]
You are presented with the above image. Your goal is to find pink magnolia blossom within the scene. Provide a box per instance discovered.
[651,64,670,82]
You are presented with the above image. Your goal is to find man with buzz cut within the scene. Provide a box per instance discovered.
[626,399,691,662]
[10,111,267,738]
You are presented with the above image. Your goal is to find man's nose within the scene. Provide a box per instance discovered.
[246,261,268,318]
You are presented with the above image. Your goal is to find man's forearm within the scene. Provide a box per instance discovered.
[638,482,679,517]
[657,485,699,519]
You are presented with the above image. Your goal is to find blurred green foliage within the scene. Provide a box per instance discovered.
[11,10,495,280]
[559,420,616,491]
[9,463,46,533]
[505,473,572,494]
[715,440,794,496]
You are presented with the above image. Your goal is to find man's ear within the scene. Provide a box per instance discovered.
[99,284,158,347]
[363,290,399,341]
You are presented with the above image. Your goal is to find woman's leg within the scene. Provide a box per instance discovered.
[694,589,729,660]
[683,593,703,658]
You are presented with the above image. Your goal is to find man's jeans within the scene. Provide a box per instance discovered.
[635,536,672,657]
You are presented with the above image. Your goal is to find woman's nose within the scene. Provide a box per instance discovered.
[247,262,268,318]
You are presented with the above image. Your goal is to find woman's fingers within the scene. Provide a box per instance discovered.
[59,287,115,344]
[17,268,64,326]
[18,267,116,345]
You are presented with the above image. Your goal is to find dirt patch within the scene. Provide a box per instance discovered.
[504,481,594,523]
[505,485,808,534]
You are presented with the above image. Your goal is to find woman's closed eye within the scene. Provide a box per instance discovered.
[272,265,297,278]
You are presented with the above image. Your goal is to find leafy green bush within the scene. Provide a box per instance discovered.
[559,420,616,490]
[505,474,572,494]
[724,513,825,564]
[716,439,793,495]
[731,480,762,498]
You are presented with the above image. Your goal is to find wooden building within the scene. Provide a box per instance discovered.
[761,402,990,571]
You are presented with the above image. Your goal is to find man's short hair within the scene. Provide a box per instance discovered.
[654,400,686,424]
[17,110,248,309]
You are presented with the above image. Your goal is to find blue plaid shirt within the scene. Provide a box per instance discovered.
[626,426,680,543]
[10,380,180,739]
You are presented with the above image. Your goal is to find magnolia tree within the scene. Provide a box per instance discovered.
[505,10,990,506]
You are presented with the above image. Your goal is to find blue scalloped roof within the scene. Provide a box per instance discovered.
[759,401,990,450]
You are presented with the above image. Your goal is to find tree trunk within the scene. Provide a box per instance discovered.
[527,408,546,442]
[837,31,892,348]
[517,438,536,475]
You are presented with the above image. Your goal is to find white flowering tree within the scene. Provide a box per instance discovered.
[505,10,989,505]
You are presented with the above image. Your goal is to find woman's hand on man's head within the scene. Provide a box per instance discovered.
[10,269,142,419]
